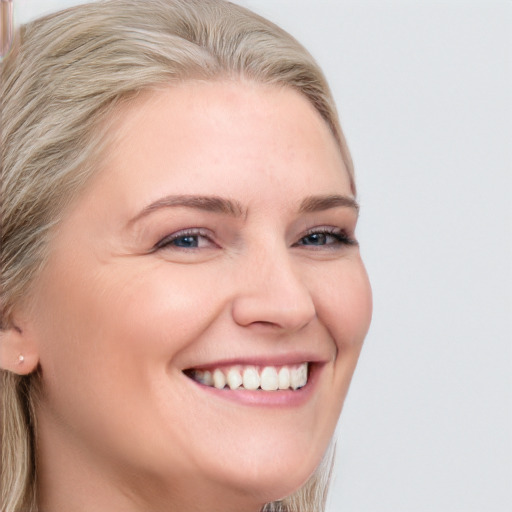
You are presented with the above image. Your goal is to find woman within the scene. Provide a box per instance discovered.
[0,1,372,511]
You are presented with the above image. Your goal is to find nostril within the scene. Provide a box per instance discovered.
[231,294,316,332]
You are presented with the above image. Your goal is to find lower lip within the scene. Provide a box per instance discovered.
[185,363,324,407]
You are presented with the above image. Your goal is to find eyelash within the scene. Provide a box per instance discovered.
[294,227,358,248]
[154,228,213,250]
[154,227,357,251]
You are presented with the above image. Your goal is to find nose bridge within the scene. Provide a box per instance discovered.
[231,238,316,331]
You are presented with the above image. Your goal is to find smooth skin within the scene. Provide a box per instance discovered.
[2,81,372,512]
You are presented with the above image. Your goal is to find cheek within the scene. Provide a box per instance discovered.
[315,258,372,351]
[32,258,229,467]
[313,258,372,415]
[105,261,226,356]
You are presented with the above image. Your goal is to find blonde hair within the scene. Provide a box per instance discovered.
[1,1,352,510]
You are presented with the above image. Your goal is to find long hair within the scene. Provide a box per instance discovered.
[0,1,352,510]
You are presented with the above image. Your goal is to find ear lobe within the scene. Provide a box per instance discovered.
[0,324,40,375]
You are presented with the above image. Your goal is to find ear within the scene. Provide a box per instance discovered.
[0,320,40,376]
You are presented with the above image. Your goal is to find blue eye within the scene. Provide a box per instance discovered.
[172,235,200,248]
[301,233,330,246]
[298,229,357,247]
[155,229,213,250]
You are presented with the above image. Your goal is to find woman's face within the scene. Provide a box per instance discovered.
[27,81,372,510]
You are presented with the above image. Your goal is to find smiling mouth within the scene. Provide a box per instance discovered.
[184,363,309,391]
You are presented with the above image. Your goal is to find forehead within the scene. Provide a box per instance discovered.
[91,80,352,211]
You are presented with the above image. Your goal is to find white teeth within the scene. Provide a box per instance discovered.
[213,369,226,389]
[260,366,279,391]
[290,364,308,390]
[190,362,309,391]
[242,366,260,390]
[278,367,290,389]
[227,367,243,390]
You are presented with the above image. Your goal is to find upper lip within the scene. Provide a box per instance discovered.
[183,352,331,371]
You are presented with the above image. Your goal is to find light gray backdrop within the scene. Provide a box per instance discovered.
[14,1,512,511]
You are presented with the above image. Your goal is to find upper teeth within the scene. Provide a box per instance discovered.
[188,363,309,391]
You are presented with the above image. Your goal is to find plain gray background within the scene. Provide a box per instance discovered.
[15,1,512,511]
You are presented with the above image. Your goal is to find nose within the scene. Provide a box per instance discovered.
[231,245,316,333]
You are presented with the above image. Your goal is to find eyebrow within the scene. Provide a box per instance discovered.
[130,193,359,225]
[299,194,359,214]
[130,195,246,224]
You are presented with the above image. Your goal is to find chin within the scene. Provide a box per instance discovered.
[251,470,315,505]
[209,442,328,505]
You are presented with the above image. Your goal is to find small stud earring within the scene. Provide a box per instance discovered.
[18,354,25,364]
